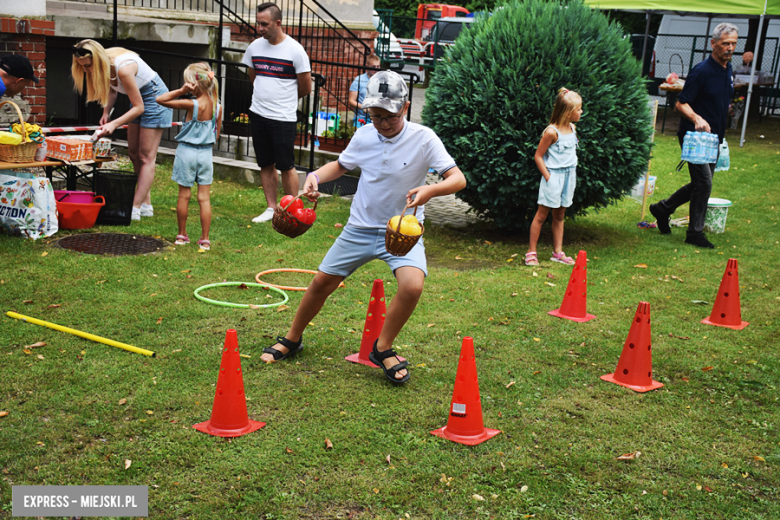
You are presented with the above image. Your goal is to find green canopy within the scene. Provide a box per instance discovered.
[583,0,780,16]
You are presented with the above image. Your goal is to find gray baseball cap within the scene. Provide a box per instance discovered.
[361,71,409,114]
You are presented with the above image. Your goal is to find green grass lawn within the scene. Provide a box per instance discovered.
[1,122,778,520]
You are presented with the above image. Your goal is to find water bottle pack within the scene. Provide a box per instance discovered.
[681,131,719,165]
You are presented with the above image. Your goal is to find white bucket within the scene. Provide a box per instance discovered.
[704,198,732,234]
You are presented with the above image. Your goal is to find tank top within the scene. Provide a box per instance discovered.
[111,53,156,94]
[543,124,578,169]
[175,99,219,146]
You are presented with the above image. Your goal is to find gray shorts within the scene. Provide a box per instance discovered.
[538,166,576,208]
[171,143,213,187]
[319,225,427,278]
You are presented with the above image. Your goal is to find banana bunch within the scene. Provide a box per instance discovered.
[11,122,44,143]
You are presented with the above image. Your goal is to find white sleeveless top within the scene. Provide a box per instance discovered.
[111,53,156,94]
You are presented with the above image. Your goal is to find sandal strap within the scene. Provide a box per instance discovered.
[525,252,537,258]
[372,342,401,362]
[385,360,409,376]
[263,335,302,360]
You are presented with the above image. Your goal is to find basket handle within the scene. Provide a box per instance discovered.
[93,195,106,205]
[394,201,418,233]
[0,101,28,142]
[282,194,318,212]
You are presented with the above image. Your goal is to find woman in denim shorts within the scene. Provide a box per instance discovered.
[72,39,173,221]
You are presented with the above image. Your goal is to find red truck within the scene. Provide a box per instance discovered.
[414,3,470,41]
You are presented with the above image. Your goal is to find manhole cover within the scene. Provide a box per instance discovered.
[55,233,168,255]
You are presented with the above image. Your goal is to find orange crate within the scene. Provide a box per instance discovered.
[46,137,93,162]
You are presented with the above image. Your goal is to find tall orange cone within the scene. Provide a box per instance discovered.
[431,337,500,445]
[548,250,596,323]
[702,258,749,330]
[193,329,265,437]
[601,302,663,392]
[345,279,404,367]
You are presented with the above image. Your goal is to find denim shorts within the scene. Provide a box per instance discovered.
[130,75,173,128]
[538,166,576,208]
[319,225,428,278]
[249,111,296,171]
[171,143,213,187]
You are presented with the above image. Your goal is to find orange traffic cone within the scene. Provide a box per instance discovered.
[193,329,265,437]
[548,250,596,323]
[431,337,500,446]
[345,279,404,367]
[702,258,749,330]
[601,302,663,392]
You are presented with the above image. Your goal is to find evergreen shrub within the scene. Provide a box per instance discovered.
[422,0,654,232]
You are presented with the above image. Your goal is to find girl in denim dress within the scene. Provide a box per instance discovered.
[525,88,583,266]
[156,63,222,250]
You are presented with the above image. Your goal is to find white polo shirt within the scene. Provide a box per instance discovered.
[337,120,457,229]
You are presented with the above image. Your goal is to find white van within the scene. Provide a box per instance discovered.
[373,10,405,71]
[653,15,780,82]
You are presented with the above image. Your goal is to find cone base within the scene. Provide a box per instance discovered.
[600,373,663,393]
[701,317,749,330]
[548,309,596,323]
[430,426,501,446]
[193,419,265,438]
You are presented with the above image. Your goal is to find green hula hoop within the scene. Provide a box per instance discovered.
[194,282,289,309]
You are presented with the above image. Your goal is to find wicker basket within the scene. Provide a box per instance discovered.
[0,100,38,163]
[272,194,318,238]
[385,203,424,257]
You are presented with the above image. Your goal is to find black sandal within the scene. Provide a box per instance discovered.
[262,335,303,362]
[368,339,410,385]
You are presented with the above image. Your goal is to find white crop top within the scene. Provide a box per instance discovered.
[111,53,156,94]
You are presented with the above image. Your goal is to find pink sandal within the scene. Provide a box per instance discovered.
[174,234,189,245]
[524,252,539,266]
[550,251,575,265]
[197,239,211,251]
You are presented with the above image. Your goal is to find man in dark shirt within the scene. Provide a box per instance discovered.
[650,23,738,249]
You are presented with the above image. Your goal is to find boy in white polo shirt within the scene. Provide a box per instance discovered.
[260,70,466,385]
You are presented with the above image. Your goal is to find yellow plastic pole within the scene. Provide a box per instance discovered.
[6,311,155,358]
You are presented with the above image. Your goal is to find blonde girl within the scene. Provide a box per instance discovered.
[525,88,583,266]
[71,39,172,221]
[156,63,222,250]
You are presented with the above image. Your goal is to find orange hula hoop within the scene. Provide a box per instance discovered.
[254,268,346,292]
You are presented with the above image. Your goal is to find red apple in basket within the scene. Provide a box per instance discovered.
[280,195,303,213]
[302,208,317,225]
[289,206,306,224]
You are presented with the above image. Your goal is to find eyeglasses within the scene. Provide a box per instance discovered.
[72,46,92,57]
[368,114,402,125]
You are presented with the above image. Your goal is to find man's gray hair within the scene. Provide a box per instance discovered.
[712,22,738,42]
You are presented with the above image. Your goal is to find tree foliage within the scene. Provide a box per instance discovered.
[422,0,654,233]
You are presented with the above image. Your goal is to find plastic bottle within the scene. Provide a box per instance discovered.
[715,138,730,171]
[34,140,47,162]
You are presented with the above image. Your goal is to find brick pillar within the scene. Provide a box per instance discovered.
[0,17,53,124]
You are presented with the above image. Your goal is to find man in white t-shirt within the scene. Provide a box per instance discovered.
[243,3,312,223]
[259,71,467,386]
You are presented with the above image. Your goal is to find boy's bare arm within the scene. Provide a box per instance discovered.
[407,167,466,207]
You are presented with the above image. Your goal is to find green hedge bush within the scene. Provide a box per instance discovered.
[422,0,654,233]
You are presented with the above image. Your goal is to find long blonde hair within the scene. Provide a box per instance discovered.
[71,39,138,107]
[549,88,582,128]
[183,62,219,115]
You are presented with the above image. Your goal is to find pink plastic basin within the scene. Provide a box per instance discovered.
[54,190,96,204]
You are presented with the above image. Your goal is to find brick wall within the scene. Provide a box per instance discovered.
[0,17,53,125]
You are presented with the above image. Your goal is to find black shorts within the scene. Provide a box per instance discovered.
[249,111,297,171]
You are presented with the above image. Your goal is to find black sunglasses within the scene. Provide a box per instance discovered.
[72,46,92,57]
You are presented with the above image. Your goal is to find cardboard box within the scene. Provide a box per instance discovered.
[46,137,93,162]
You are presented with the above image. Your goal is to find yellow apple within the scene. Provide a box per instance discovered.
[399,215,422,236]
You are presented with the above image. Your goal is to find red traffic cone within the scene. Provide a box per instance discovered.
[702,258,748,330]
[601,302,663,392]
[345,279,404,367]
[193,329,265,437]
[548,250,596,323]
[431,337,500,446]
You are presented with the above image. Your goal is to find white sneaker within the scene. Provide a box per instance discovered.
[140,204,154,217]
[131,207,141,221]
[251,207,275,223]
